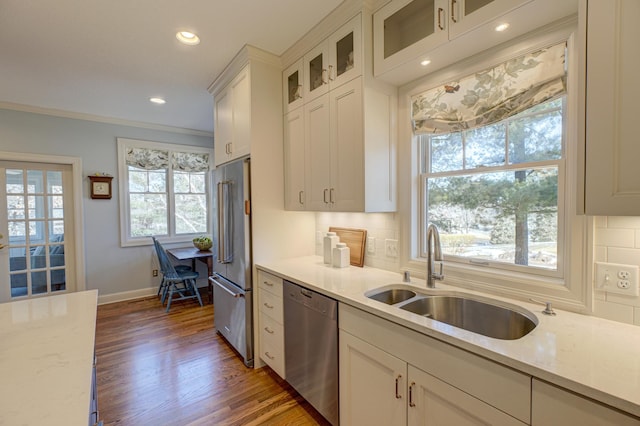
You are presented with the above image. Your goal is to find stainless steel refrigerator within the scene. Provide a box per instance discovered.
[209,156,253,367]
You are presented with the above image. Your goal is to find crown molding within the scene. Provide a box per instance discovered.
[207,44,281,95]
[0,102,213,137]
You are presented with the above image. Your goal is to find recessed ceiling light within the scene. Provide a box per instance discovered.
[176,31,200,46]
[420,59,431,67]
[150,97,166,105]
[495,23,510,32]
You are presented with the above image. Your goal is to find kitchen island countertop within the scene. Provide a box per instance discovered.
[257,256,640,418]
[0,290,98,425]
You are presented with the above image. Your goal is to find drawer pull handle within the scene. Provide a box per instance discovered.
[395,374,402,399]
[264,326,274,334]
[409,382,416,407]
[265,351,275,360]
[263,281,274,286]
[263,302,274,309]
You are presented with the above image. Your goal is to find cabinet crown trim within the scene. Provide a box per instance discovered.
[208,44,281,94]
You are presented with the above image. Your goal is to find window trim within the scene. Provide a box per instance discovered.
[418,99,566,280]
[117,138,214,247]
[397,20,592,313]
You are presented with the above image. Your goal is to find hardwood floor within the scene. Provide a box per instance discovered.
[95,292,330,425]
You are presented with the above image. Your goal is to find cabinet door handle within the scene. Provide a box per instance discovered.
[323,188,329,204]
[330,188,335,204]
[264,326,274,334]
[299,190,304,205]
[265,351,275,360]
[328,65,334,81]
[451,0,457,23]
[395,374,402,399]
[263,302,274,309]
[409,382,416,407]
[263,280,274,287]
[438,7,445,30]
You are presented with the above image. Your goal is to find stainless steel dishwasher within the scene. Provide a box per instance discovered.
[284,280,339,426]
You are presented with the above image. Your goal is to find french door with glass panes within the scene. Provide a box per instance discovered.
[0,162,76,302]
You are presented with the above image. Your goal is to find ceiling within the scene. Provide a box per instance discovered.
[0,0,344,134]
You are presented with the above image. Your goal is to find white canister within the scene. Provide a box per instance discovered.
[332,243,350,268]
[323,232,339,264]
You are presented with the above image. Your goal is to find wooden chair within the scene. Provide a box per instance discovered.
[152,237,203,312]
[151,237,192,298]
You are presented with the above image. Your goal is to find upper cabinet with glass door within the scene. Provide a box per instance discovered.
[283,59,304,114]
[302,15,362,103]
[374,0,532,77]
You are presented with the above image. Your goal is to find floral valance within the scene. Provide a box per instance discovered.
[125,147,169,170]
[411,42,567,134]
[172,152,210,172]
[126,148,209,172]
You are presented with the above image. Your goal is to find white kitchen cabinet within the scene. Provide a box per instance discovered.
[257,269,285,379]
[339,303,531,424]
[532,379,640,425]
[305,78,364,211]
[303,15,362,103]
[339,330,407,426]
[283,59,304,114]
[283,107,306,210]
[373,0,532,76]
[213,65,250,166]
[582,0,640,215]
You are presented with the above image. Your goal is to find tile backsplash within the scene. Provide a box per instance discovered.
[594,216,640,326]
[315,212,400,272]
[315,213,640,326]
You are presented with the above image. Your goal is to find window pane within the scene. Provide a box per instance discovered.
[173,171,190,193]
[509,108,562,164]
[175,194,207,234]
[427,167,558,270]
[6,170,23,193]
[466,123,505,169]
[27,170,43,194]
[430,133,463,172]
[190,173,205,193]
[129,169,148,192]
[47,171,63,194]
[129,194,168,236]
[149,171,166,192]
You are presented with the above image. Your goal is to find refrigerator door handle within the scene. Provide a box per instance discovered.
[217,180,232,264]
[211,274,244,298]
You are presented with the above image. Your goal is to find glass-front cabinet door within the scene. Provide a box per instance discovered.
[283,59,304,113]
[304,14,362,102]
[374,0,448,76]
[448,0,532,39]
[327,14,361,90]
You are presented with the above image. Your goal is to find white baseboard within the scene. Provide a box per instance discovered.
[98,287,157,305]
[97,283,209,305]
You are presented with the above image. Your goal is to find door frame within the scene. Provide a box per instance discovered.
[0,150,86,293]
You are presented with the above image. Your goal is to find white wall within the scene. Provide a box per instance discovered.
[0,108,213,300]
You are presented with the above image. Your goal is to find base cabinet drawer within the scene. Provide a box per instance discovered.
[258,288,283,323]
[259,313,285,378]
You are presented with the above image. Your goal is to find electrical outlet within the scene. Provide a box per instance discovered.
[367,237,376,254]
[385,239,398,258]
[595,262,640,296]
[152,269,158,277]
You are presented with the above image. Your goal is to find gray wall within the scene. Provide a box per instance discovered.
[0,108,213,298]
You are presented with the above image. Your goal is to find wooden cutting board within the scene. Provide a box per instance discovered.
[329,227,367,267]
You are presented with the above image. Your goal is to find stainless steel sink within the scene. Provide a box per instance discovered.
[366,286,537,340]
[400,296,536,340]
[367,288,416,305]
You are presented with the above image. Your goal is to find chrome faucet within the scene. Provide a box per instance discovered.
[426,224,444,288]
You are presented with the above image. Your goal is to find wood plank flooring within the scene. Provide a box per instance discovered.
[95,292,330,425]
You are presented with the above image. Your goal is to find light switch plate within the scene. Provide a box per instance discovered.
[595,262,640,296]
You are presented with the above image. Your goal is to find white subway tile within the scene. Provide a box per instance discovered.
[593,300,634,324]
[594,245,607,262]
[607,216,640,229]
[594,228,635,248]
[606,247,640,267]
[635,308,640,326]
[606,292,640,307]
[593,216,607,228]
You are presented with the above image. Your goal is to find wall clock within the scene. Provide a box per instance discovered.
[89,175,113,199]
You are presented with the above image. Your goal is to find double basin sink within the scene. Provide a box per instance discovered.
[365,285,538,340]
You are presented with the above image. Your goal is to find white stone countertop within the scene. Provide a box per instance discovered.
[0,290,98,426]
[256,256,640,418]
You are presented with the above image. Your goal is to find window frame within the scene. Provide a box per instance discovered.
[397,22,591,312]
[418,97,566,279]
[117,138,213,247]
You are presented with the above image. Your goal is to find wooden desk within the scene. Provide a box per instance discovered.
[167,247,214,304]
